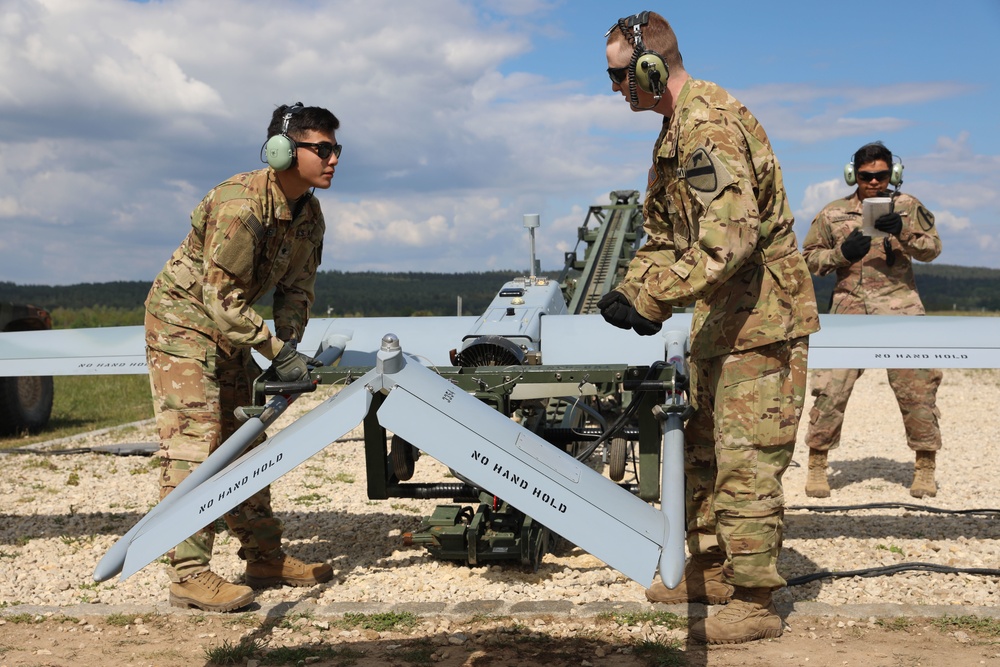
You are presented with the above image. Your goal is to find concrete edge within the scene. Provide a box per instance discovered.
[3,599,999,622]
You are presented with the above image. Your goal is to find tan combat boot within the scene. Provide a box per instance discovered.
[645,552,734,605]
[689,586,783,644]
[169,570,255,612]
[245,552,333,589]
[910,451,937,498]
[805,449,830,498]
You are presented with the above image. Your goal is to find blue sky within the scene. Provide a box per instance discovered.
[0,0,998,286]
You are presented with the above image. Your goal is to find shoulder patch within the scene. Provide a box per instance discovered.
[681,147,735,207]
[917,205,935,231]
[684,148,717,192]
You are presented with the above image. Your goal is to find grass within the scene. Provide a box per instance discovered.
[203,636,267,665]
[0,613,45,624]
[599,610,686,631]
[335,611,421,633]
[291,493,325,506]
[0,374,153,451]
[875,617,914,631]
[874,615,1000,639]
[105,612,160,627]
[875,543,906,556]
[259,645,364,666]
[395,640,435,664]
[932,615,1000,637]
[632,638,686,667]
[200,612,406,667]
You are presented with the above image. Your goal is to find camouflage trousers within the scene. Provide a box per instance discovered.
[683,337,809,590]
[145,312,282,582]
[805,367,943,452]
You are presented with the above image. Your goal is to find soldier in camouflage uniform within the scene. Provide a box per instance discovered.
[144,103,341,612]
[599,12,819,644]
[802,142,943,499]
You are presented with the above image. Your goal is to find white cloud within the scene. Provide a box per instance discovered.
[735,81,974,144]
[909,132,1000,176]
[0,0,998,287]
[0,196,22,217]
[794,178,852,224]
[933,210,971,232]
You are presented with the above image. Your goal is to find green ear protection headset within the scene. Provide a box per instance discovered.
[844,142,904,187]
[608,11,669,109]
[263,102,304,172]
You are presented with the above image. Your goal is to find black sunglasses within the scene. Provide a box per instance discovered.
[857,169,890,182]
[298,141,342,160]
[607,66,629,85]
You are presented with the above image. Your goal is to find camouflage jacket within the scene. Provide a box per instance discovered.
[145,168,325,359]
[616,78,819,360]
[802,191,940,315]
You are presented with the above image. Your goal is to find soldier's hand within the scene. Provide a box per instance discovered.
[874,211,903,236]
[627,308,662,336]
[270,343,322,382]
[840,229,872,263]
[597,291,633,330]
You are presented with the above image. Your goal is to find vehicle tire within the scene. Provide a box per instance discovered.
[0,375,54,436]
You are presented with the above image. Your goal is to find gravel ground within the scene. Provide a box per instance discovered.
[1,367,998,612]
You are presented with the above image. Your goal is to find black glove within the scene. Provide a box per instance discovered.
[270,343,322,382]
[597,291,633,330]
[627,308,662,336]
[840,229,871,263]
[874,211,903,236]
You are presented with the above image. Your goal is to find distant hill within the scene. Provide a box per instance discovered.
[0,271,552,319]
[2,263,998,318]
[812,264,1000,313]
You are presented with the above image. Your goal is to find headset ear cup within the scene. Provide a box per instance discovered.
[265,134,296,171]
[634,52,668,95]
[890,161,904,187]
[844,163,856,186]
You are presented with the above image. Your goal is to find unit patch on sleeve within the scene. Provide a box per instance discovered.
[917,205,935,231]
[681,147,734,207]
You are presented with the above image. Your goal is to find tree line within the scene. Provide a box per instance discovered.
[812,264,1000,313]
[2,263,999,329]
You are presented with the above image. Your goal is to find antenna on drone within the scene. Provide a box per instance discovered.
[524,213,540,278]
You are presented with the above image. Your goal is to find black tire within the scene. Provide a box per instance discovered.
[608,436,629,482]
[0,375,54,436]
[525,525,550,572]
[390,434,417,481]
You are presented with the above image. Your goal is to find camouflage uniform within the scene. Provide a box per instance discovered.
[615,79,820,589]
[802,191,943,453]
[145,167,325,581]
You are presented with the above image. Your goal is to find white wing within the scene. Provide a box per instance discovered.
[3,313,995,377]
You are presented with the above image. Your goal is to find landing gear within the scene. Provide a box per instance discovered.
[608,435,629,482]
[390,434,419,481]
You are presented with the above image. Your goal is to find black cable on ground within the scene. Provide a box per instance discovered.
[787,501,1000,516]
[1,443,157,456]
[787,562,1000,587]
[785,502,999,586]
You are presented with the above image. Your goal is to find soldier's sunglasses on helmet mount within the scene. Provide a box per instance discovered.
[857,170,890,182]
[607,66,629,85]
[298,141,342,160]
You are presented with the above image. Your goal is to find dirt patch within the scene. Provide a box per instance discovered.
[1,610,999,667]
